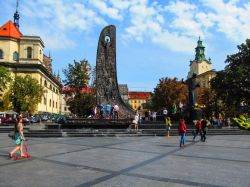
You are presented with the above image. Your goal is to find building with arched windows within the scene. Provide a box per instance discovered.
[0,14,62,114]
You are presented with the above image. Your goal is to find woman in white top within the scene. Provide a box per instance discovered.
[134,111,139,131]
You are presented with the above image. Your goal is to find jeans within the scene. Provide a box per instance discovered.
[180,133,186,146]
[193,128,201,140]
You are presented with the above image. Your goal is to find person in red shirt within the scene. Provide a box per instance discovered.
[179,119,187,147]
[193,119,202,141]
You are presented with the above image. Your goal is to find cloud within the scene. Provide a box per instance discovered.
[89,0,123,20]
[165,1,205,38]
[20,0,107,50]
[123,1,196,53]
[16,0,250,52]
[201,0,250,43]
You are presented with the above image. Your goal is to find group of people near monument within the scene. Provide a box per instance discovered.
[93,103,119,120]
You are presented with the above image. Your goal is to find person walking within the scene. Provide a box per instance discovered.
[179,119,187,147]
[193,118,202,141]
[9,115,26,158]
[201,118,208,142]
[165,117,172,137]
[113,104,119,120]
[106,103,111,119]
[163,108,168,120]
[99,103,104,119]
[152,111,157,121]
[134,111,139,131]
[138,112,142,125]
[93,105,97,119]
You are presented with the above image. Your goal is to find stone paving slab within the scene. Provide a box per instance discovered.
[93,175,193,187]
[46,147,159,172]
[129,154,250,187]
[0,159,108,187]
[0,134,250,187]
[174,143,250,162]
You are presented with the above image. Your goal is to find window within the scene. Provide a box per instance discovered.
[53,101,54,108]
[27,47,32,59]
[0,49,3,59]
[44,80,47,87]
[64,107,67,111]
[56,102,57,108]
[49,99,51,107]
[44,97,46,105]
[13,51,18,61]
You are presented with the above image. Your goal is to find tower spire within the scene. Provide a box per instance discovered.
[14,0,20,29]
[195,36,206,61]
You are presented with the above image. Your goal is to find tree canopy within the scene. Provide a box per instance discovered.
[211,39,250,114]
[0,66,12,92]
[151,77,188,111]
[10,75,45,113]
[63,59,90,94]
[63,59,95,116]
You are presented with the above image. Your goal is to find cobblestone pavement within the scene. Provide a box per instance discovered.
[0,133,250,187]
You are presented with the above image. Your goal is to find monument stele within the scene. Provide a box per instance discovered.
[96,25,133,118]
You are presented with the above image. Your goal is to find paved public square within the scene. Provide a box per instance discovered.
[0,133,250,187]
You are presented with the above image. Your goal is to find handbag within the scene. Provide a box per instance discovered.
[15,132,22,145]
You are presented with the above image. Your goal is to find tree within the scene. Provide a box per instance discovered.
[211,39,250,115]
[0,90,12,111]
[63,59,95,116]
[63,59,90,95]
[10,75,45,113]
[0,66,12,92]
[67,92,95,117]
[151,77,188,111]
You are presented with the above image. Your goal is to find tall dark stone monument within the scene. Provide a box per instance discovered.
[96,25,133,118]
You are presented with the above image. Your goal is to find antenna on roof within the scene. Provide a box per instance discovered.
[14,0,20,29]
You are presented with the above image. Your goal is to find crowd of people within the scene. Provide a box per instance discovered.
[92,103,120,120]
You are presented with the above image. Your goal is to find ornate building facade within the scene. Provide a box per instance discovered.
[0,11,62,114]
[187,37,216,106]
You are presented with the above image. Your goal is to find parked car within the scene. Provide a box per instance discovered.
[29,116,40,123]
[22,117,30,125]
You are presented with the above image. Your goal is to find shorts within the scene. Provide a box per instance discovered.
[166,126,170,131]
